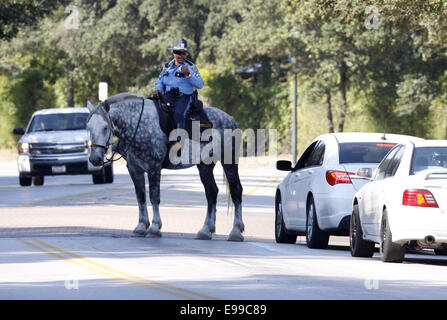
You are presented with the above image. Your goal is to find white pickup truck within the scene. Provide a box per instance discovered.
[13,107,113,186]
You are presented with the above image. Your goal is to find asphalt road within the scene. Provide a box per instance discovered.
[1,158,447,300]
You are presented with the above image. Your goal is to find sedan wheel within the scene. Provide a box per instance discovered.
[380,210,405,263]
[350,204,375,257]
[275,193,297,244]
[306,197,329,249]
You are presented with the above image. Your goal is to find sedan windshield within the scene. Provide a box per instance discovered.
[411,147,447,174]
[339,142,396,164]
[28,113,88,133]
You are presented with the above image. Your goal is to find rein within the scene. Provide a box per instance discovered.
[89,98,145,167]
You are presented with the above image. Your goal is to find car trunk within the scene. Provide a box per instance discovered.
[422,172,447,213]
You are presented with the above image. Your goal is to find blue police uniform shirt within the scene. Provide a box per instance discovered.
[155,59,204,95]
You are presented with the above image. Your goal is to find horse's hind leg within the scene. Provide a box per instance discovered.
[146,167,163,237]
[196,163,218,240]
[222,163,244,242]
[128,165,149,236]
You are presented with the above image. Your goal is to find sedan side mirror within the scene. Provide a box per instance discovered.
[357,167,373,179]
[13,127,25,135]
[276,160,292,171]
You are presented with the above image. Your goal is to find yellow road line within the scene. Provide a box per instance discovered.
[32,238,217,300]
[16,238,192,299]
[168,194,228,209]
[17,238,217,300]
[169,177,279,209]
[244,177,279,195]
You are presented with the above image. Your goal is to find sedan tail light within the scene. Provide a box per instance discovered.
[403,189,439,208]
[326,170,354,186]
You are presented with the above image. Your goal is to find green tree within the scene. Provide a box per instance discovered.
[284,0,447,138]
[0,0,70,40]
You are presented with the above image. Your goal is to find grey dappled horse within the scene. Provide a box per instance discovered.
[87,93,245,241]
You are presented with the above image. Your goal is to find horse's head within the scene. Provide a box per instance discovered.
[86,100,114,166]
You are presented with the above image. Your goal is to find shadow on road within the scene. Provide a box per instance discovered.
[0,226,273,244]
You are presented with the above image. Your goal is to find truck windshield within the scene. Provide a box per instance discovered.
[28,113,88,132]
[339,142,396,164]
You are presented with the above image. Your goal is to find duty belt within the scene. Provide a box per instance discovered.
[166,88,191,97]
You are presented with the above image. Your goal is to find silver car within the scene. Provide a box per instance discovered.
[275,132,422,249]
[13,108,113,186]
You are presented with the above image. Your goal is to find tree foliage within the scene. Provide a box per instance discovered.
[1,0,447,151]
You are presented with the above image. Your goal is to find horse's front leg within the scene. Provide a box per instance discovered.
[146,167,163,237]
[128,165,149,236]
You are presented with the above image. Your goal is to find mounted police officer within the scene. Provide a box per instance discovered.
[154,38,204,131]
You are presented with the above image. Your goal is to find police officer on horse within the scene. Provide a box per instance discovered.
[154,38,204,131]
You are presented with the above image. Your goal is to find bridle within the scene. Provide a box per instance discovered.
[87,98,145,166]
[87,103,114,150]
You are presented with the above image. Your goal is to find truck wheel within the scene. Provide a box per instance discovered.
[19,174,32,187]
[380,210,405,263]
[92,169,105,184]
[275,193,297,244]
[33,176,44,186]
[434,248,447,256]
[350,204,375,257]
[306,197,329,249]
[104,164,114,183]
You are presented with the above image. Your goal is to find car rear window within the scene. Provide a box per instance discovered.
[411,147,447,174]
[339,142,396,164]
[28,113,88,133]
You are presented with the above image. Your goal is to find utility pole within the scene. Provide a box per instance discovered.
[292,73,297,163]
[66,61,74,108]
[99,82,108,102]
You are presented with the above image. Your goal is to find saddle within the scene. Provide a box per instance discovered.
[151,91,213,141]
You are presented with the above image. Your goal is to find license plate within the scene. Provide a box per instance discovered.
[52,165,66,173]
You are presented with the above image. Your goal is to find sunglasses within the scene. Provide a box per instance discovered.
[173,50,187,56]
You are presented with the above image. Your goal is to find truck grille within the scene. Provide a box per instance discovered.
[30,142,87,155]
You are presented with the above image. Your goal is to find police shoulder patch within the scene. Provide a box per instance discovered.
[190,65,198,73]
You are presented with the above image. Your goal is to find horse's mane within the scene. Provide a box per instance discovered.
[105,92,145,107]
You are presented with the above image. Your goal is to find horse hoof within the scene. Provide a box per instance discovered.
[228,230,244,242]
[133,225,148,236]
[146,226,162,238]
[196,230,212,240]
[147,231,162,238]
[132,231,146,237]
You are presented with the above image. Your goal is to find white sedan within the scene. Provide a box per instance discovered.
[350,140,447,263]
[275,132,421,249]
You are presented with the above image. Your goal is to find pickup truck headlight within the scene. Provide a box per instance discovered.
[18,142,30,154]
[85,140,92,153]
